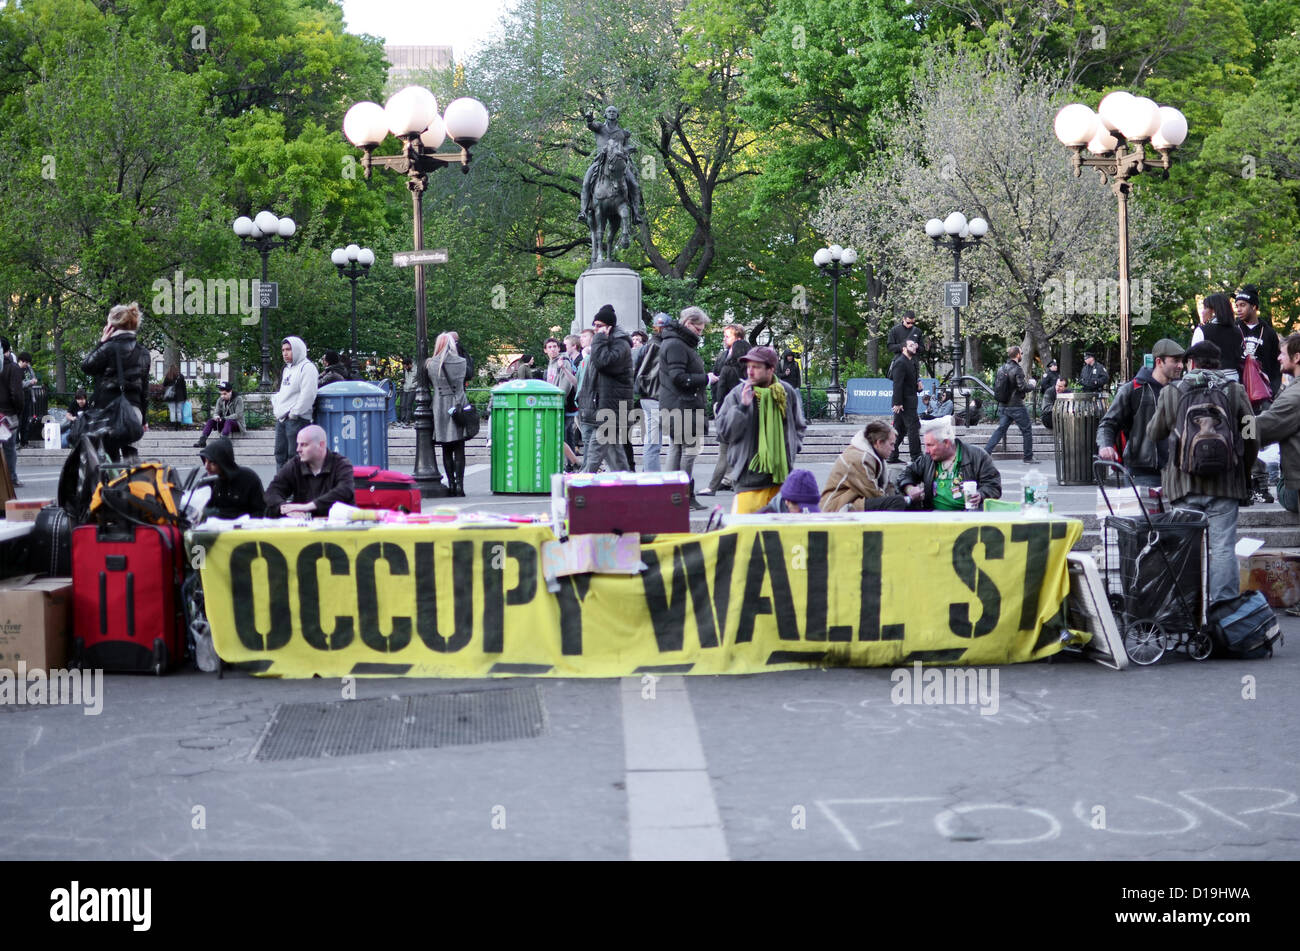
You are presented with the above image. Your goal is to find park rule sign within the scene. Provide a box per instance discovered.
[194,514,1086,678]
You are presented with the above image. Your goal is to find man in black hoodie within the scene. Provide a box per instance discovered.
[580,304,634,473]
[197,437,266,519]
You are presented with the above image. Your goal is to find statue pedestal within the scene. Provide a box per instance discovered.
[573,263,643,335]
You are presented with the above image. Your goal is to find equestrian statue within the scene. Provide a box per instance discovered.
[578,105,644,265]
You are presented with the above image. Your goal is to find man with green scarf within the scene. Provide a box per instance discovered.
[714,346,807,513]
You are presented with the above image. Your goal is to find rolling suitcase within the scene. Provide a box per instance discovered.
[352,465,422,513]
[565,471,691,535]
[71,522,184,674]
[29,504,72,577]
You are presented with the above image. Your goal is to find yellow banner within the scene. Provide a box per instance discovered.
[193,514,1083,678]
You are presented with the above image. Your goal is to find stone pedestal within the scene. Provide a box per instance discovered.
[573,263,643,335]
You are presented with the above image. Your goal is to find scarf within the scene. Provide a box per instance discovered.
[749,383,790,482]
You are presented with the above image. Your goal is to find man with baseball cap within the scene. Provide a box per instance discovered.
[1098,338,1185,487]
[714,345,807,513]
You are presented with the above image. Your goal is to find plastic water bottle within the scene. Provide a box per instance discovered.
[1022,468,1050,514]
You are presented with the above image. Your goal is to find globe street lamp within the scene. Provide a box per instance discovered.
[331,244,375,371]
[344,86,489,497]
[233,210,297,389]
[924,212,988,381]
[813,244,857,420]
[1054,92,1188,382]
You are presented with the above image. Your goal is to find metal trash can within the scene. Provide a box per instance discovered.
[1052,392,1106,485]
[315,381,389,468]
[490,380,564,493]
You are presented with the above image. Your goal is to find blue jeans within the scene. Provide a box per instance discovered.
[1175,494,1240,605]
[1278,476,1298,514]
[985,404,1034,460]
[275,416,309,469]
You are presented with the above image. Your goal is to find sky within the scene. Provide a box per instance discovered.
[338,0,512,60]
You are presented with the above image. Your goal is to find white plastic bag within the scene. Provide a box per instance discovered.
[43,416,61,450]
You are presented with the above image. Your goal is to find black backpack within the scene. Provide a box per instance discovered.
[993,363,1017,404]
[1173,376,1242,477]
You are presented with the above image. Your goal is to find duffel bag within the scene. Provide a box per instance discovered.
[352,465,421,513]
[1208,591,1283,659]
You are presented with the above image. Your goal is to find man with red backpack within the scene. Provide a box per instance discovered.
[1097,338,1185,487]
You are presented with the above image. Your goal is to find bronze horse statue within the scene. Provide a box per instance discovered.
[588,140,633,265]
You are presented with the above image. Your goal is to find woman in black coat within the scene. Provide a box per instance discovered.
[80,302,150,461]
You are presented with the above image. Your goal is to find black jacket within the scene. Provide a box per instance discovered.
[711,339,750,408]
[265,450,355,517]
[897,438,1002,509]
[995,359,1034,407]
[0,357,21,417]
[1096,365,1169,474]
[657,322,709,412]
[198,437,265,519]
[887,322,924,356]
[81,332,149,418]
[1200,320,1243,376]
[579,326,633,424]
[779,357,801,391]
[889,352,919,407]
[319,366,350,386]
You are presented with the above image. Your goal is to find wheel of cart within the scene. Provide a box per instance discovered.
[1094,459,1213,664]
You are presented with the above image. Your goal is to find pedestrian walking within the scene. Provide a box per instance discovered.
[888,338,922,462]
[984,345,1038,463]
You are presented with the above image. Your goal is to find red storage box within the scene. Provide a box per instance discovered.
[565,472,691,535]
[352,466,422,513]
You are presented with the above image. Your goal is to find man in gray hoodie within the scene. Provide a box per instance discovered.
[271,336,319,468]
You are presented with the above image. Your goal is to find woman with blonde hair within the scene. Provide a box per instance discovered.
[427,331,471,496]
[80,302,150,461]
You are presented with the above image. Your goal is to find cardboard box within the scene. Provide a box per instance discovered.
[0,576,73,672]
[4,499,52,522]
[1238,549,1300,609]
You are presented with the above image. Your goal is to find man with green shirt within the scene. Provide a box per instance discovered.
[898,416,1002,510]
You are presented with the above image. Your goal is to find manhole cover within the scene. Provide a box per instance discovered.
[252,687,547,762]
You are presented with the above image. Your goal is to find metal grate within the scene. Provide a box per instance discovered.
[253,687,547,762]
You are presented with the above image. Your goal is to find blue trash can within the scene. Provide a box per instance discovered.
[315,381,389,468]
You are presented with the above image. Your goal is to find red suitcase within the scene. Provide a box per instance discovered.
[353,466,422,513]
[566,472,692,535]
[72,522,185,675]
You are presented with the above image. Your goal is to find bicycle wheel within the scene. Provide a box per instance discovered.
[1124,618,1168,666]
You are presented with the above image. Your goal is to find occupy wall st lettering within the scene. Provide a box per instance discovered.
[222,523,1069,654]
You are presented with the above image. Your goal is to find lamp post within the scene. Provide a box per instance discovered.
[1054,92,1187,382]
[924,212,988,381]
[813,244,857,420]
[343,86,489,497]
[331,244,375,371]
[232,210,297,389]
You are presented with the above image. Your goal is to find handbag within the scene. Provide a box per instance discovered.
[1239,327,1273,404]
[440,358,480,439]
[72,342,143,446]
[161,383,176,401]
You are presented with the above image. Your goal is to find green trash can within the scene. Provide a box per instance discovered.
[490,380,564,493]
[1052,392,1106,485]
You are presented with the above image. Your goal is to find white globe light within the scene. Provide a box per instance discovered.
[1097,90,1135,132]
[331,248,348,266]
[345,243,360,260]
[841,247,858,265]
[1087,128,1119,154]
[343,101,389,147]
[443,97,490,145]
[1053,103,1099,147]
[943,212,967,235]
[419,113,447,150]
[233,216,253,237]
[277,217,296,238]
[385,85,437,137]
[828,243,843,261]
[925,218,944,238]
[357,248,375,267]
[254,210,279,234]
[1119,96,1160,141]
[969,217,988,237]
[813,248,833,267]
[1151,106,1188,149]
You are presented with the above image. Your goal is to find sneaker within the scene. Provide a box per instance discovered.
[193,440,207,448]
[1286,604,1300,618]
[1252,490,1275,505]
[1024,458,1038,464]
[689,498,706,511]
[11,479,23,488]
[697,487,716,496]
